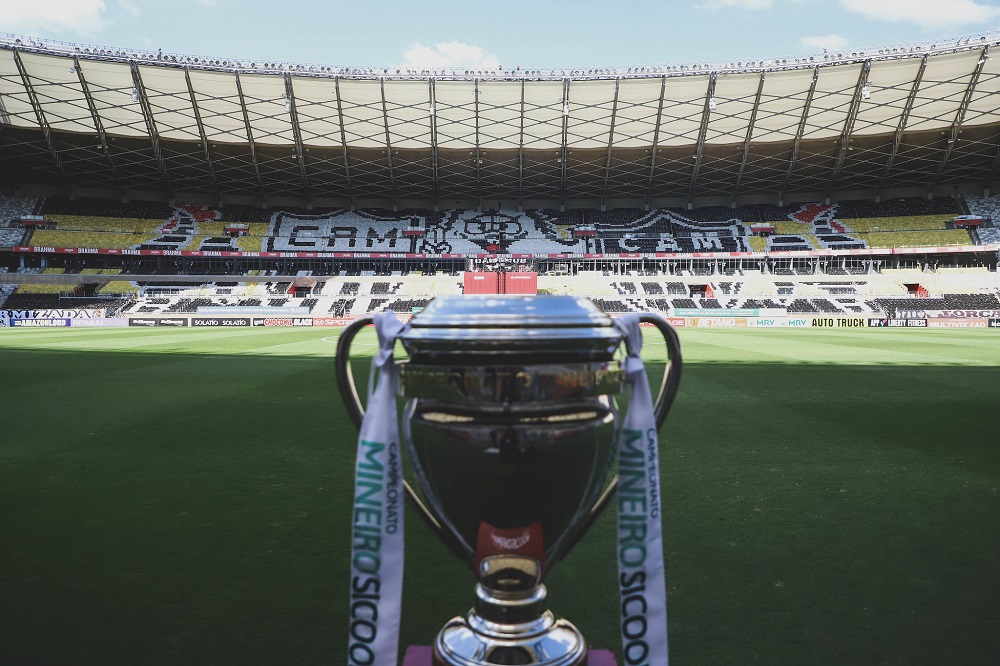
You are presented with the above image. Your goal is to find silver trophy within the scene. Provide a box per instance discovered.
[336,295,681,666]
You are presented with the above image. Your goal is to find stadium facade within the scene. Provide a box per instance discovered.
[1,31,1000,210]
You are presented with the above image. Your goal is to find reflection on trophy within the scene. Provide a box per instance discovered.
[336,295,682,666]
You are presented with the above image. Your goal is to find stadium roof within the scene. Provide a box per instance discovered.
[1,31,1000,208]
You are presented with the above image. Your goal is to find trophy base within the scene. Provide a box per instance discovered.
[403,646,617,666]
[432,610,590,666]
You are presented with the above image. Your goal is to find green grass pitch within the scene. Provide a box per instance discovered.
[1,326,998,665]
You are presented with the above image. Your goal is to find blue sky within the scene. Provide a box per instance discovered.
[3,0,1000,69]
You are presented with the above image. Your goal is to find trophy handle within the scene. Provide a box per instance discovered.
[334,316,465,558]
[565,312,683,555]
[334,315,373,428]
[639,313,683,428]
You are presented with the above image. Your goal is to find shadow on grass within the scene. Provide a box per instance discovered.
[0,346,998,665]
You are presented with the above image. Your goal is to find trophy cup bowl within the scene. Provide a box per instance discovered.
[336,295,681,666]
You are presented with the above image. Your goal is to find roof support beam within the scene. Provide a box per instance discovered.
[644,76,667,210]
[732,70,766,204]
[130,62,171,194]
[601,77,621,209]
[929,46,989,194]
[11,48,66,179]
[779,66,819,206]
[285,72,312,205]
[379,77,397,208]
[183,67,219,197]
[826,59,872,198]
[428,78,440,208]
[333,77,354,208]
[689,72,718,204]
[559,78,570,209]
[283,73,311,202]
[233,71,264,198]
[474,78,482,209]
[876,54,927,197]
[73,56,121,190]
[517,78,525,210]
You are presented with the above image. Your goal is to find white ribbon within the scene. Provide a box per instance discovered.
[613,314,670,666]
[347,313,408,666]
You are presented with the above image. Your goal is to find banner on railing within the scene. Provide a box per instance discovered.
[675,308,758,317]
[3,308,105,320]
[897,309,1000,319]
[11,243,999,261]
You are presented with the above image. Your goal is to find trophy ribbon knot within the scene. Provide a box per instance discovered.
[612,313,670,666]
[348,312,410,666]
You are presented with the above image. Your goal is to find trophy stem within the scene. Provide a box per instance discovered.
[433,590,588,666]
[433,556,588,666]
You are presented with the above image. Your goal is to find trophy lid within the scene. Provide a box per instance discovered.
[400,295,622,363]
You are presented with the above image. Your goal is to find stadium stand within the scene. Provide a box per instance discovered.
[0,196,40,224]
[964,195,1000,245]
[3,191,998,321]
[7,196,983,257]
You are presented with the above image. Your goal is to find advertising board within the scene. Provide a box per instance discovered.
[747,318,787,327]
[191,318,251,327]
[129,318,189,327]
[69,318,130,327]
[312,318,354,327]
[10,318,70,327]
[809,317,868,328]
[990,319,1000,328]
[686,317,748,328]
[464,272,499,295]
[927,318,988,329]
[871,318,927,327]
[251,317,314,327]
[503,272,538,295]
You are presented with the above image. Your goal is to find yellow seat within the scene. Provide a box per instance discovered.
[98,280,138,294]
[18,283,77,294]
[860,230,971,249]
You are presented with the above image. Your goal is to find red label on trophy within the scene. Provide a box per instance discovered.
[475,522,546,572]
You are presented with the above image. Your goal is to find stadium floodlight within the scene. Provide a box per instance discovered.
[130,87,139,103]
[861,85,871,100]
[708,96,717,111]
